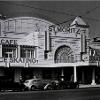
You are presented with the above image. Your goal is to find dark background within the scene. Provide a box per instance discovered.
[0,1,100,38]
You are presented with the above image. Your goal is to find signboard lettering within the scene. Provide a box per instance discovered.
[49,26,86,34]
[89,56,100,62]
[3,58,38,64]
[82,53,100,63]
[0,39,17,45]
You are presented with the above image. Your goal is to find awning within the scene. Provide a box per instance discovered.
[0,61,98,68]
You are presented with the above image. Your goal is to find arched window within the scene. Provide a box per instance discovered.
[54,46,74,63]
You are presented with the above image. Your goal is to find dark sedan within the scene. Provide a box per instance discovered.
[57,81,79,89]
[23,78,79,91]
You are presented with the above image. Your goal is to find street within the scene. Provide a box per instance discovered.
[0,88,100,100]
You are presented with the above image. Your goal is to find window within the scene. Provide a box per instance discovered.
[20,46,35,58]
[9,20,15,32]
[55,46,74,63]
[2,45,16,58]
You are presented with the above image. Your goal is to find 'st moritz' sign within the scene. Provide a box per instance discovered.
[49,25,86,34]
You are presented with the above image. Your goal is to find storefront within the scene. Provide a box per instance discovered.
[0,16,99,85]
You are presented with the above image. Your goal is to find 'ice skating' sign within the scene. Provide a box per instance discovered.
[0,57,38,64]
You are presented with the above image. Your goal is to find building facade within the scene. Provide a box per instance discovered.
[0,16,99,85]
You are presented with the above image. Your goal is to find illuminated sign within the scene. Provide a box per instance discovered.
[0,39,17,45]
[3,58,38,64]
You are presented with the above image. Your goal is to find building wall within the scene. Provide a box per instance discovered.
[50,36,81,62]
[3,17,53,37]
[0,17,54,65]
[0,16,91,65]
[0,16,95,82]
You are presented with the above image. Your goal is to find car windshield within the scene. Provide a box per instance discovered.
[33,79,41,82]
[25,80,29,83]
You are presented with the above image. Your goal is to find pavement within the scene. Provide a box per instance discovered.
[79,84,100,88]
[1,87,100,100]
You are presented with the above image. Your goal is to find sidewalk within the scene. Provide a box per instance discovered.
[79,84,100,88]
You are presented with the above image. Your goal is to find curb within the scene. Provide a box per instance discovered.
[79,84,100,88]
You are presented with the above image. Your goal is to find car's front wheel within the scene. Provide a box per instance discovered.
[31,86,36,91]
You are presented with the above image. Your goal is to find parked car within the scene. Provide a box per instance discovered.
[57,80,79,89]
[23,78,59,91]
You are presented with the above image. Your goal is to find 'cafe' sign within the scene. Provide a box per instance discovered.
[0,39,17,45]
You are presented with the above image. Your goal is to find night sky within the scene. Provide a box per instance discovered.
[0,1,100,38]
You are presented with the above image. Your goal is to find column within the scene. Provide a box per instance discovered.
[33,49,35,58]
[30,50,31,58]
[91,67,96,85]
[74,66,77,82]
[25,50,28,58]
[18,45,20,58]
[61,68,64,81]
[0,44,2,57]
[16,47,17,58]
[35,47,38,60]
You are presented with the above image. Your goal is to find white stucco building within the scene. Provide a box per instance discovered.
[0,16,99,85]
